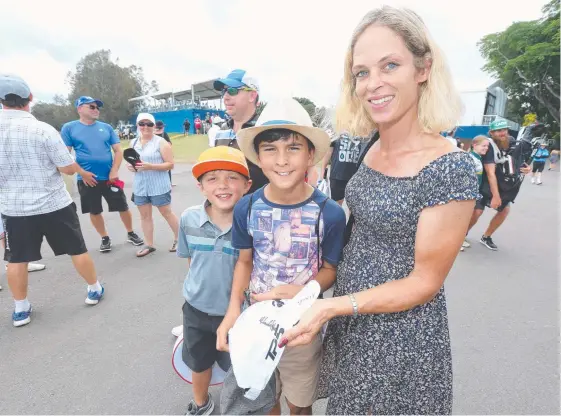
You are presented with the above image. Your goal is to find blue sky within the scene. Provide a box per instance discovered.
[0,0,548,107]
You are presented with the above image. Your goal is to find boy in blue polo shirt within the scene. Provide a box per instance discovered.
[177,146,251,415]
[217,98,346,414]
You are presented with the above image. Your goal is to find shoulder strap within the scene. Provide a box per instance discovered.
[247,193,254,228]
[343,131,379,245]
[315,198,329,268]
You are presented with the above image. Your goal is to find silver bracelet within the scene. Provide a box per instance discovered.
[348,294,358,317]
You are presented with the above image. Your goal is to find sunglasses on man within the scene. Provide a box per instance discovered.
[221,86,255,97]
[138,122,155,127]
[87,104,100,110]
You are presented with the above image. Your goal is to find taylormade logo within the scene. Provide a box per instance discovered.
[260,316,285,361]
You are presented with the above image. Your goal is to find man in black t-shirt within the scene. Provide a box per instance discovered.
[183,119,191,136]
[213,69,268,194]
[465,120,531,251]
[320,133,365,204]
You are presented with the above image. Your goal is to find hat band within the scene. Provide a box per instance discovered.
[261,120,297,126]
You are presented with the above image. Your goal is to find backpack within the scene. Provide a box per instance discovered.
[480,136,533,204]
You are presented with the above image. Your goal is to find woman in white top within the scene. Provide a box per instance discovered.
[128,113,179,257]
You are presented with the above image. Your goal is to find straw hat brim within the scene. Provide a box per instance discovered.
[236,124,331,166]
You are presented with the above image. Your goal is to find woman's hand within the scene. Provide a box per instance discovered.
[279,299,333,348]
[135,162,152,171]
[126,164,137,173]
[251,284,303,302]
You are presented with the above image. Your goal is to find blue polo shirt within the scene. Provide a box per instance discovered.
[177,202,239,316]
[61,120,119,180]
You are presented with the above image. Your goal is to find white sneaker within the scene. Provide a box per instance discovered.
[537,180,543,185]
[462,239,471,248]
[28,263,46,272]
[171,325,183,337]
[531,178,535,184]
[460,246,465,252]
[0,283,2,290]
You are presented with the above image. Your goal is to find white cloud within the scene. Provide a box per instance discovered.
[0,0,548,106]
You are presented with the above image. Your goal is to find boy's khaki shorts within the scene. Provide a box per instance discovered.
[275,333,323,408]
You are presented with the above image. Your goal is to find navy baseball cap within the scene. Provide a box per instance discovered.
[213,69,259,92]
[0,74,31,100]
[75,96,104,108]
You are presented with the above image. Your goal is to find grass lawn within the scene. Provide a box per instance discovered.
[122,134,210,164]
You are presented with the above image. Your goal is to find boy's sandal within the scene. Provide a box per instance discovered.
[136,246,156,258]
[169,240,177,252]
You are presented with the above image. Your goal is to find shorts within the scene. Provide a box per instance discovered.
[182,301,231,373]
[532,162,546,173]
[78,180,129,215]
[275,333,322,408]
[329,179,348,202]
[475,194,510,212]
[2,203,88,263]
[133,191,171,207]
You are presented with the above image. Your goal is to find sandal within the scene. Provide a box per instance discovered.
[136,246,156,258]
[169,240,178,252]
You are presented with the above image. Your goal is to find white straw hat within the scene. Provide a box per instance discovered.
[236,98,330,165]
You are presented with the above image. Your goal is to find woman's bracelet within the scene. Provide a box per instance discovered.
[348,293,358,317]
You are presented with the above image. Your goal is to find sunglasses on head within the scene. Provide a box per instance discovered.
[88,104,100,110]
[138,122,154,127]
[222,86,254,97]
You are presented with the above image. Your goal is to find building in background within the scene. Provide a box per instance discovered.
[455,81,520,141]
[128,78,226,134]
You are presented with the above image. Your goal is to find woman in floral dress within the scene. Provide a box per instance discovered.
[280,6,479,415]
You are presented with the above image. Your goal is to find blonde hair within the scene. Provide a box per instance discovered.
[336,6,462,136]
[472,135,488,147]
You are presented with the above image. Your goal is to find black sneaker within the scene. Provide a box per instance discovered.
[127,231,144,246]
[100,236,112,252]
[185,393,214,415]
[480,235,498,251]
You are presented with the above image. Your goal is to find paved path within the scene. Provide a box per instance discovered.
[0,164,558,414]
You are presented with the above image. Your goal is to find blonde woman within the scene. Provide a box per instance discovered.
[280,6,478,414]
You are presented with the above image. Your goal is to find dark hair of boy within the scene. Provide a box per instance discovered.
[253,128,316,154]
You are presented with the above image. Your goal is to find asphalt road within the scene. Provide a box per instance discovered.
[0,163,558,415]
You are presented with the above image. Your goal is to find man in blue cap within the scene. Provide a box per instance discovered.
[213,69,269,194]
[0,74,105,327]
[61,97,143,253]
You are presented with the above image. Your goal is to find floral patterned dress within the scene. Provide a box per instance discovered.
[319,151,478,415]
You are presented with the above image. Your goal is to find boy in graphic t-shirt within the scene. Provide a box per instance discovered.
[216,98,346,414]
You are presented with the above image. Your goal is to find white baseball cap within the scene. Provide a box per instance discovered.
[228,280,321,400]
[0,73,31,100]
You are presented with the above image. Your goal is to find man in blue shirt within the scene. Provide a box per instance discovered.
[61,96,143,252]
[530,142,549,185]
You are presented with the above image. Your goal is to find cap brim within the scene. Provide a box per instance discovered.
[236,124,331,166]
[213,78,245,91]
[78,99,104,108]
[192,159,250,180]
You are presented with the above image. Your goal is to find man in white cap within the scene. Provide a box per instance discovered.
[0,74,105,327]
[61,96,143,253]
[213,69,269,194]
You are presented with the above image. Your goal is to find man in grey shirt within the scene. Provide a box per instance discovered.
[0,74,105,328]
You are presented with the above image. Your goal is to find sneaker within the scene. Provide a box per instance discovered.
[13,305,32,327]
[537,181,543,185]
[127,232,144,246]
[186,394,214,416]
[480,235,498,251]
[28,263,46,272]
[85,286,105,305]
[460,246,464,252]
[0,283,2,290]
[462,239,471,248]
[100,237,112,252]
[171,325,183,337]
[531,178,535,184]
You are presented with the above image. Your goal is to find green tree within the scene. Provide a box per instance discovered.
[293,97,316,118]
[67,50,158,126]
[478,0,559,134]
[31,94,74,131]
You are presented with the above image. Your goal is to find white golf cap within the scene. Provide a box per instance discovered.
[228,280,321,400]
